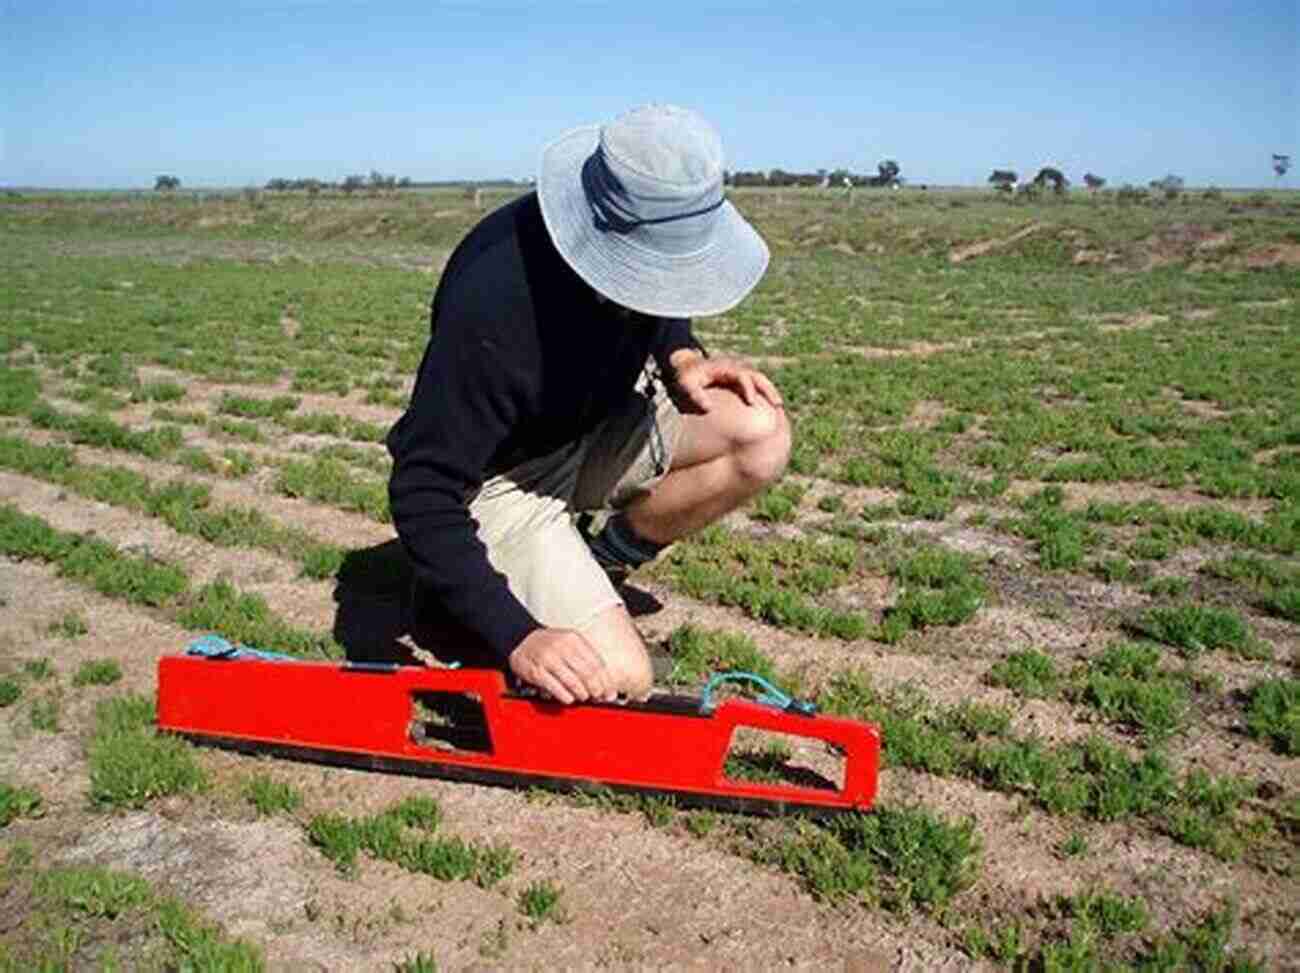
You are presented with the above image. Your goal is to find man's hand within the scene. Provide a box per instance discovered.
[508,628,616,704]
[667,350,784,415]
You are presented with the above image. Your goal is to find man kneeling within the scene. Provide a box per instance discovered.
[386,104,789,704]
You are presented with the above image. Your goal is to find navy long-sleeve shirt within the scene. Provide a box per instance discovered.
[386,192,699,659]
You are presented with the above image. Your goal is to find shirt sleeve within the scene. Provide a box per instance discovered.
[387,308,542,659]
[650,317,706,376]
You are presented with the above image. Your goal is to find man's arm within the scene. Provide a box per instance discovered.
[387,318,541,657]
[388,315,617,703]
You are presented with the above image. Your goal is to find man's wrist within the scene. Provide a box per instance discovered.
[667,347,705,375]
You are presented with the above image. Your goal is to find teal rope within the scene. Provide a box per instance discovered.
[186,635,299,662]
[699,672,817,715]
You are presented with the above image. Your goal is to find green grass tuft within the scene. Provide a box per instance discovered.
[517,880,565,927]
[0,781,42,827]
[1127,602,1256,658]
[87,694,206,808]
[306,798,513,888]
[663,624,778,686]
[986,649,1060,697]
[242,773,303,816]
[47,611,88,638]
[1243,678,1300,755]
[0,504,189,607]
[178,579,341,658]
[880,546,986,643]
[72,659,122,687]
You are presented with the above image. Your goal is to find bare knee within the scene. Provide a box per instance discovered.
[579,606,653,699]
[732,403,791,486]
[694,387,792,487]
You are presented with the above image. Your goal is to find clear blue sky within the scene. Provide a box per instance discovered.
[2,0,1296,189]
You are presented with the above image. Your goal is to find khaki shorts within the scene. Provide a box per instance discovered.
[466,363,685,635]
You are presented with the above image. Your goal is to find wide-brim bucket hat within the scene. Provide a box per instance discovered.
[537,104,769,318]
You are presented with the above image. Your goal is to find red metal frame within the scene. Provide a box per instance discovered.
[156,656,879,814]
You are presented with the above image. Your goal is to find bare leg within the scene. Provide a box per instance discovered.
[577,387,790,696]
[623,387,791,545]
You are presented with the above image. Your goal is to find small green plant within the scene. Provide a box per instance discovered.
[243,773,303,816]
[1262,585,1300,623]
[1058,833,1088,857]
[685,810,718,838]
[178,579,340,658]
[517,880,565,927]
[0,679,19,707]
[1127,602,1254,657]
[1134,903,1261,971]
[1070,642,1189,742]
[0,781,42,826]
[35,865,152,919]
[394,952,438,973]
[88,695,206,808]
[1142,575,1190,598]
[1091,556,1138,583]
[72,659,122,687]
[880,546,986,643]
[638,795,677,829]
[30,695,60,732]
[1058,888,1148,937]
[22,658,54,681]
[816,493,844,513]
[47,611,88,638]
[986,649,1059,697]
[750,482,807,523]
[133,380,186,403]
[1164,771,1250,860]
[1243,678,1299,755]
[664,624,777,686]
[0,505,189,608]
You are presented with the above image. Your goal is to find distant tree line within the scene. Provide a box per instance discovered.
[258,172,529,193]
[727,160,903,188]
[985,166,1207,202]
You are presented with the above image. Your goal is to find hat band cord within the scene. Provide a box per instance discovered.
[581,149,723,235]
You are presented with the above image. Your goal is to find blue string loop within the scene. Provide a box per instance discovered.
[699,672,817,716]
[185,635,299,662]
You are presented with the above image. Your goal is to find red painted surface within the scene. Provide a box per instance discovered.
[156,656,879,812]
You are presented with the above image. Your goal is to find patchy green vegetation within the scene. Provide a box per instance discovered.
[0,503,189,606]
[2,186,1297,967]
[657,526,867,639]
[307,796,514,888]
[0,505,340,655]
[0,859,264,970]
[1127,602,1261,658]
[755,804,981,911]
[880,544,987,642]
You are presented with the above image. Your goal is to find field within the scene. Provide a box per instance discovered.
[1,183,1298,970]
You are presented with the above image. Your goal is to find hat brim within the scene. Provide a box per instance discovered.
[537,125,769,318]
